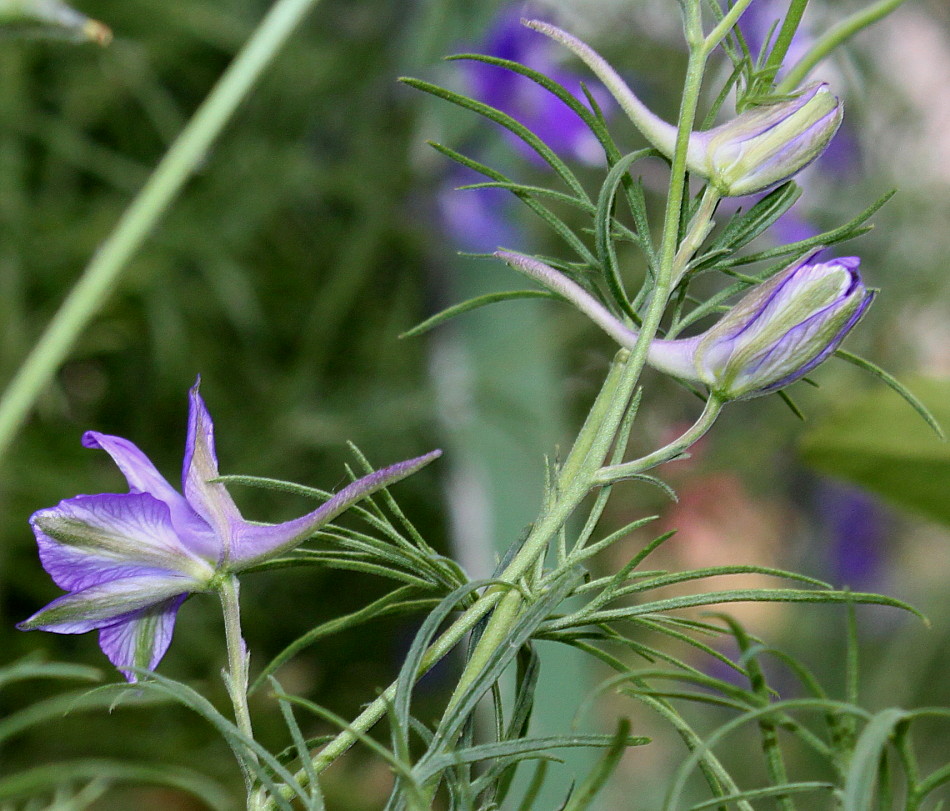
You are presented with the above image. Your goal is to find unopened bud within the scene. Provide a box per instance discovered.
[524,20,841,197]
[686,84,842,196]
[649,251,873,400]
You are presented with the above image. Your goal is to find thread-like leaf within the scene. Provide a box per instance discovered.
[427,141,596,263]
[400,290,556,339]
[835,350,944,438]
[560,720,636,811]
[251,588,435,694]
[400,77,590,203]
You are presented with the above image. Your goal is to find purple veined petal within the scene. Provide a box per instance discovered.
[182,380,243,564]
[713,248,825,343]
[83,431,184,505]
[228,450,442,569]
[17,572,197,634]
[83,431,220,560]
[98,594,187,682]
[752,288,874,396]
[31,493,215,592]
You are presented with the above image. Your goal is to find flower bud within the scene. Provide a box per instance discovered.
[648,251,873,400]
[686,83,843,196]
[523,20,841,197]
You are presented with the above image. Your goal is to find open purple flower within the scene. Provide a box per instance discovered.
[18,381,440,681]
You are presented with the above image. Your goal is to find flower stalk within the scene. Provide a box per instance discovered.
[218,576,256,760]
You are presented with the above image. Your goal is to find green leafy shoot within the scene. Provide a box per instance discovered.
[426,140,596,264]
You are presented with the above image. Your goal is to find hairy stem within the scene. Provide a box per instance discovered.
[218,576,258,787]
[0,0,324,463]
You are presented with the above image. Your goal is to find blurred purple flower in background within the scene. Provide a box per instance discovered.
[463,9,608,166]
[440,7,612,251]
[815,481,890,588]
[19,381,439,680]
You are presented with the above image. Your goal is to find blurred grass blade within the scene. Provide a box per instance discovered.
[0,760,230,809]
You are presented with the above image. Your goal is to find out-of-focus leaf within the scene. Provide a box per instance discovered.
[800,378,950,525]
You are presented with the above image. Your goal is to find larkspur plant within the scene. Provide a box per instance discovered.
[4,1,950,810]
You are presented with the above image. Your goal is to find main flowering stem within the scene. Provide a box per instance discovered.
[264,9,719,807]
[428,19,718,785]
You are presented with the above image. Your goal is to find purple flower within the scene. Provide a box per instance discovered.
[650,250,874,400]
[18,381,440,681]
[688,83,843,197]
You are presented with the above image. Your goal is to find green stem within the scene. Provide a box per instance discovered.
[268,19,716,807]
[778,0,910,93]
[0,0,324,463]
[670,185,721,287]
[701,0,756,56]
[595,395,724,485]
[218,576,257,766]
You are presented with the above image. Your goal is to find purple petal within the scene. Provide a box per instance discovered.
[99,594,187,682]
[83,431,184,506]
[182,381,243,564]
[229,450,442,569]
[83,430,220,560]
[31,493,215,592]
[17,573,195,634]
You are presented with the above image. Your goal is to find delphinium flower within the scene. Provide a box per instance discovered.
[18,381,440,681]
[496,248,873,401]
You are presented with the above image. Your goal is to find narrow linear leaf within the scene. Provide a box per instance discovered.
[835,350,944,438]
[400,77,590,202]
[560,720,636,811]
[400,290,556,339]
[428,141,596,263]
[595,149,657,320]
[842,709,909,811]
[446,53,622,164]
[689,782,836,810]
